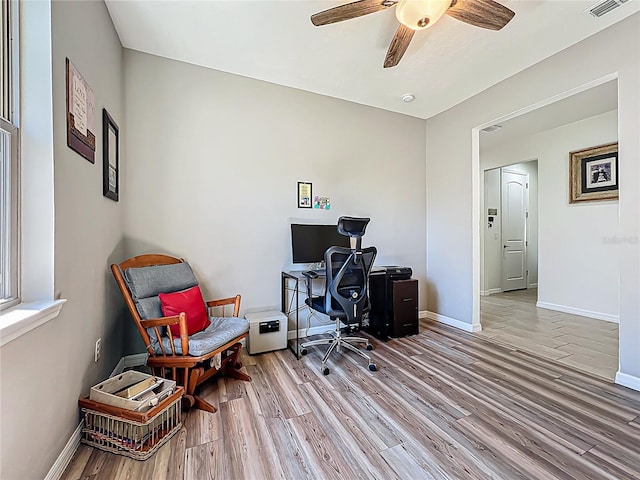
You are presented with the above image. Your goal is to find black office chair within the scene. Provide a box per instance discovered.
[300,216,378,375]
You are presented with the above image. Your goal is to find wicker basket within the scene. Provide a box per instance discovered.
[79,386,183,460]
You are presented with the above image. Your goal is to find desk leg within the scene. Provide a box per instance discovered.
[294,277,300,359]
[282,274,301,360]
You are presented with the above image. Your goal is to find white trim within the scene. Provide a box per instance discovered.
[0,299,66,346]
[536,301,619,323]
[124,353,148,368]
[110,353,149,377]
[418,310,428,319]
[424,310,482,332]
[44,421,83,480]
[287,323,346,340]
[529,283,538,289]
[615,371,640,392]
[480,288,502,296]
[288,329,302,340]
[110,357,125,377]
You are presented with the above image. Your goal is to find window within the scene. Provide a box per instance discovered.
[0,0,63,346]
[0,0,19,311]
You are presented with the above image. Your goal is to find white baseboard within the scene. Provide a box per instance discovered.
[109,353,149,378]
[110,353,149,377]
[528,283,538,289]
[287,323,345,340]
[615,371,640,392]
[423,311,482,333]
[44,421,83,480]
[109,357,125,377]
[480,288,502,296]
[536,301,619,323]
[124,353,148,368]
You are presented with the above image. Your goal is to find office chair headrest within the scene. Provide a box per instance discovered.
[337,216,370,238]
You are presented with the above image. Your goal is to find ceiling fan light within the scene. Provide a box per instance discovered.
[395,0,451,31]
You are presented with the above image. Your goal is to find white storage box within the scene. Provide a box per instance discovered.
[245,310,288,354]
[90,370,176,412]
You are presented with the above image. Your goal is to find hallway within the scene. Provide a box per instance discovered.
[479,289,619,380]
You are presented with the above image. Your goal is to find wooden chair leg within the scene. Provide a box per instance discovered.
[185,367,219,413]
[223,344,251,381]
[187,367,202,396]
[183,394,196,411]
[224,367,251,382]
[193,396,217,413]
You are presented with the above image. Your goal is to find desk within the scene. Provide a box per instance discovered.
[281,270,324,359]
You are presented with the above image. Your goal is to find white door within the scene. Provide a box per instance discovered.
[501,169,528,291]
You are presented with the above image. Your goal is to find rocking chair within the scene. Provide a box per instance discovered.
[111,254,251,413]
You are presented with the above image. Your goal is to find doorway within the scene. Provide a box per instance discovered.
[481,161,537,297]
[476,79,620,381]
[501,168,528,292]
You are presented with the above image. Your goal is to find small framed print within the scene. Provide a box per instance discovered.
[298,181,312,208]
[569,142,618,204]
[102,108,119,202]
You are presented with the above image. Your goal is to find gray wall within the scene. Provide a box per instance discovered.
[425,14,639,381]
[0,2,125,479]
[122,50,427,345]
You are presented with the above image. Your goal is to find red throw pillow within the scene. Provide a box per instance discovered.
[159,286,211,337]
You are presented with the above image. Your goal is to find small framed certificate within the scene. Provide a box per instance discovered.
[66,58,96,163]
[297,181,312,208]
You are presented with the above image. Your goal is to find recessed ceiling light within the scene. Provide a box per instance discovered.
[401,93,415,103]
[481,125,503,133]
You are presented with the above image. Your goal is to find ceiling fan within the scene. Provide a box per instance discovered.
[310,0,516,68]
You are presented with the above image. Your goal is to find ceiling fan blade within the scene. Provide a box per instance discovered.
[311,0,396,26]
[384,24,415,68]
[446,0,515,31]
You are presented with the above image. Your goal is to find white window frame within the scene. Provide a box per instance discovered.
[0,0,20,312]
[0,118,19,310]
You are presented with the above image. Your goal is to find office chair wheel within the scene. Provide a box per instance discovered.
[368,363,377,372]
[366,343,373,351]
[301,348,308,356]
[322,367,330,376]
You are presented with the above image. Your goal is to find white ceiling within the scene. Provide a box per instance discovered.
[480,79,618,151]
[105,0,640,120]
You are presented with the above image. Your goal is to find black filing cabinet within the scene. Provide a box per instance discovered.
[368,266,418,340]
[391,279,419,338]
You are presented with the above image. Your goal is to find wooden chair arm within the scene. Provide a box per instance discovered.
[140,315,181,328]
[206,294,241,317]
[140,313,189,356]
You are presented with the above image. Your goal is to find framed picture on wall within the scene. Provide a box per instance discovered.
[102,108,119,201]
[66,58,96,163]
[298,181,312,208]
[569,142,618,204]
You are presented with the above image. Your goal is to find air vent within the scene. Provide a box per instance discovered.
[481,125,502,133]
[588,0,628,17]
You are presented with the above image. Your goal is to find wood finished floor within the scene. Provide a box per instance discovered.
[61,320,640,480]
[479,289,619,381]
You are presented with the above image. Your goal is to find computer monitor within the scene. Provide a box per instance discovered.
[290,223,350,264]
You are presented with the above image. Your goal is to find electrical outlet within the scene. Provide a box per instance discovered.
[95,338,102,363]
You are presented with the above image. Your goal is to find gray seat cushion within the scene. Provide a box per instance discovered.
[156,316,249,357]
[121,262,199,345]
[123,262,198,299]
